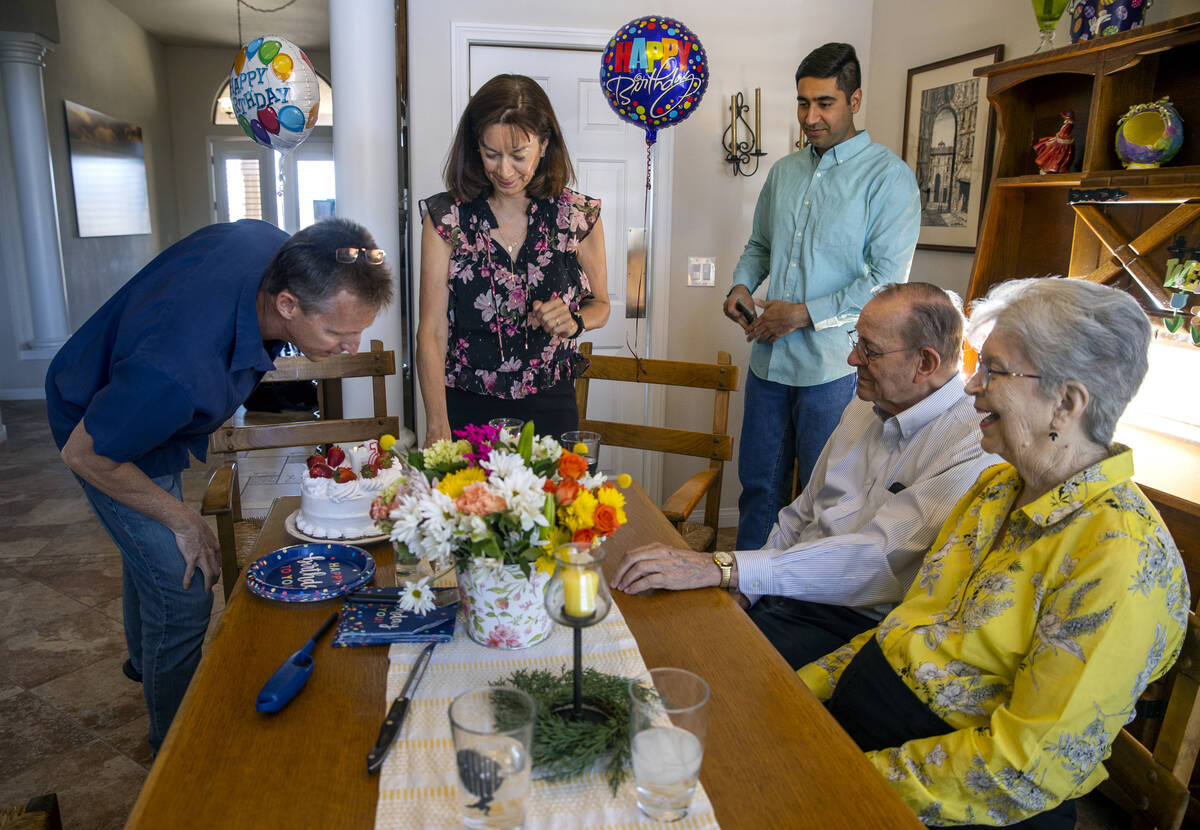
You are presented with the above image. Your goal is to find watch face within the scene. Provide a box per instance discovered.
[714,552,733,566]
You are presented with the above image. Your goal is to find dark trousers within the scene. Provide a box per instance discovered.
[747,595,879,669]
[445,377,579,439]
[828,637,1077,830]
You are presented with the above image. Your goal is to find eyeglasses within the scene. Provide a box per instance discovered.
[848,330,914,364]
[335,247,386,265]
[973,363,1042,391]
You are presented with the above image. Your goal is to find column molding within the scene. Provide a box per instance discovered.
[0,30,70,358]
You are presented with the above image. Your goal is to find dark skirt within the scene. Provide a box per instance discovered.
[827,636,1076,830]
[445,376,578,439]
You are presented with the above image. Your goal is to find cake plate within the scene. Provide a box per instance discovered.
[284,509,389,546]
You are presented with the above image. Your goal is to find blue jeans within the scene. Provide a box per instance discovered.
[736,371,857,549]
[77,473,213,753]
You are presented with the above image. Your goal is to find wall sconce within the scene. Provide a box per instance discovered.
[722,89,767,176]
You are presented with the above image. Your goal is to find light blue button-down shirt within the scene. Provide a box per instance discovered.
[730,131,920,387]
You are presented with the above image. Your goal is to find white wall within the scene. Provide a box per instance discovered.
[868,0,1200,298]
[408,0,874,519]
[0,0,177,397]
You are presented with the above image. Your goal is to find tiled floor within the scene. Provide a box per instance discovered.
[0,400,1137,828]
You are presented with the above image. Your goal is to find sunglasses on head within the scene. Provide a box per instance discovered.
[334,247,386,265]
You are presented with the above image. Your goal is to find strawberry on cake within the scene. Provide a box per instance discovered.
[296,439,405,539]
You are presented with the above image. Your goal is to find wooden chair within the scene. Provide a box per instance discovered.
[0,793,62,830]
[202,339,399,599]
[1099,610,1200,830]
[574,342,738,552]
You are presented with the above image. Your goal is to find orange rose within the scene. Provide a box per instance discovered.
[542,479,557,493]
[593,503,619,535]
[571,527,596,545]
[557,451,588,480]
[556,478,581,506]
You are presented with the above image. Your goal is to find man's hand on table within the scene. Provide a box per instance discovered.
[610,543,726,594]
[173,509,222,593]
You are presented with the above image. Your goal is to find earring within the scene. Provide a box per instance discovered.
[1049,431,1059,442]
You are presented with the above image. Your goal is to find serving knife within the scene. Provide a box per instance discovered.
[366,642,436,774]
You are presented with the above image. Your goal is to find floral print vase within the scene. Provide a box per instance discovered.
[456,559,552,649]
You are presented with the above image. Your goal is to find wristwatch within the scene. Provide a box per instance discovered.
[569,311,585,338]
[713,551,734,590]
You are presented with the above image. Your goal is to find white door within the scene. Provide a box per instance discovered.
[468,45,659,486]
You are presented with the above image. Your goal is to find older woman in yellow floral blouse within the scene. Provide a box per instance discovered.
[801,278,1189,829]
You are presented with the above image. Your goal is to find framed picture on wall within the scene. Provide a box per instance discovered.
[902,45,1003,253]
[63,100,152,237]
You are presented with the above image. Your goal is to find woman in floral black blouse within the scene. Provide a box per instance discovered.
[417,74,609,445]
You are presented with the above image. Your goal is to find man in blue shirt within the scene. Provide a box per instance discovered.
[725,43,920,550]
[45,217,393,752]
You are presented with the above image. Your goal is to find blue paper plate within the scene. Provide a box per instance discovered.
[246,543,376,603]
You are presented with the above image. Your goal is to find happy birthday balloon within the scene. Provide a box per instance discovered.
[228,34,319,152]
[599,16,709,146]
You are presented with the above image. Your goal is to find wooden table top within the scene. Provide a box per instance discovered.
[126,485,920,829]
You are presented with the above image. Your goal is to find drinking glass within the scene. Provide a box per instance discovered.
[560,430,601,475]
[488,417,523,435]
[629,668,710,822]
[1032,0,1069,51]
[449,686,536,830]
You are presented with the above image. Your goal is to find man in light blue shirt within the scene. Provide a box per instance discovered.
[725,43,920,549]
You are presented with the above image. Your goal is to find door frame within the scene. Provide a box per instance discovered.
[207,136,278,227]
[450,22,674,502]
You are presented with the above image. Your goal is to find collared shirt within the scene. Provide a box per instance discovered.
[737,375,998,616]
[800,448,1189,827]
[46,219,288,478]
[730,131,920,387]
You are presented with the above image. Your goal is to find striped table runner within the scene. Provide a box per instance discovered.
[374,599,720,829]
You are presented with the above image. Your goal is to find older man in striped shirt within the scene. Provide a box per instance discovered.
[611,282,999,668]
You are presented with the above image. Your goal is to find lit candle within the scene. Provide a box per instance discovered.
[563,567,599,617]
[754,88,761,151]
[730,94,737,152]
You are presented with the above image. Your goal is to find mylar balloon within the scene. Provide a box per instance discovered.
[228,35,320,153]
[599,16,709,146]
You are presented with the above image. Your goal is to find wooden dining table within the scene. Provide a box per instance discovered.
[126,484,922,829]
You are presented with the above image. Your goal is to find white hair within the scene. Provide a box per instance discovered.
[967,278,1150,446]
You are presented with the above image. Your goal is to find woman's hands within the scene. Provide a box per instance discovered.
[530,297,579,338]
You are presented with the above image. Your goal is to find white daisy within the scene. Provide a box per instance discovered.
[398,576,435,615]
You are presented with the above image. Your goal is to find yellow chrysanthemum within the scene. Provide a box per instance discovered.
[596,487,625,509]
[436,467,485,499]
[572,441,589,455]
[535,553,557,576]
[543,525,571,550]
[379,433,396,451]
[564,489,598,532]
[617,473,632,489]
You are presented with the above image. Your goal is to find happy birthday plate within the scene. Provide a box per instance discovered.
[246,543,375,603]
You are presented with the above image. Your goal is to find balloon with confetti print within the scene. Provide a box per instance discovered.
[228,34,319,152]
[599,16,709,146]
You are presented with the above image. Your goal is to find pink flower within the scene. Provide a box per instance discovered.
[497,598,509,610]
[485,624,522,648]
[454,482,507,515]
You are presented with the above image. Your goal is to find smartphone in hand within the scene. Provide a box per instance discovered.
[734,299,756,325]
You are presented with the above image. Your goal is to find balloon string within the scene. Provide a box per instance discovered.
[625,143,652,376]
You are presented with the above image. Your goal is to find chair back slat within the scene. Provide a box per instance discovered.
[584,353,737,390]
[262,349,395,384]
[579,419,733,461]
[210,416,399,455]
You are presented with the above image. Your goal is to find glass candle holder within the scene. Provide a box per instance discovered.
[543,542,612,722]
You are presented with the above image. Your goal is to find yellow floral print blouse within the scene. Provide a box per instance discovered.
[800,447,1189,826]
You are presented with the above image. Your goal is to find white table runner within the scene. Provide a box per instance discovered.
[374,600,721,829]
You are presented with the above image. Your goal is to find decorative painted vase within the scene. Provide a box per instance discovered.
[1116,97,1184,169]
[456,559,552,649]
[1069,0,1152,42]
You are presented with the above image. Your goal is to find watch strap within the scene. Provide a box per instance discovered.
[569,311,585,338]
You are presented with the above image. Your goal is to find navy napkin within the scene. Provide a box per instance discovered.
[332,586,458,647]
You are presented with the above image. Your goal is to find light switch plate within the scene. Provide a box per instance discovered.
[687,256,716,287]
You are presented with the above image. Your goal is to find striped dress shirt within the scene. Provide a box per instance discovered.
[736,375,998,618]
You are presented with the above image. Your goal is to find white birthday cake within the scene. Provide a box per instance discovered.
[296,440,405,540]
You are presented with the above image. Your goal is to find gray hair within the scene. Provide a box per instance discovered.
[872,282,965,368]
[967,278,1150,446]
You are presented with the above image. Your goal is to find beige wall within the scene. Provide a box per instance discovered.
[164,46,332,238]
[0,0,178,395]
[868,0,1200,299]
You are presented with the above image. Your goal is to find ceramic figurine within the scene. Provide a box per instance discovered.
[1034,111,1076,174]
[1116,97,1184,169]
